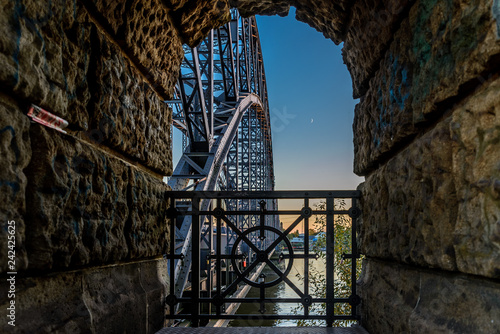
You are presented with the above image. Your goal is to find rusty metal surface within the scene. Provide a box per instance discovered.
[157,325,369,334]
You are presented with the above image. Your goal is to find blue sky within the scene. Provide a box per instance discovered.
[257,9,363,190]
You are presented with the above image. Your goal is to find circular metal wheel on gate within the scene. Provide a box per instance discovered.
[231,226,294,288]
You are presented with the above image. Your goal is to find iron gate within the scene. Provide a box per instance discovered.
[165,191,362,327]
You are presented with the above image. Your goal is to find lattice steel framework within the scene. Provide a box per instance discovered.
[166,10,278,304]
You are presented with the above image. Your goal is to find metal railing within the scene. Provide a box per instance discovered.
[165,191,362,327]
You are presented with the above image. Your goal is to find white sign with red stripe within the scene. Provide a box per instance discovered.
[27,105,69,133]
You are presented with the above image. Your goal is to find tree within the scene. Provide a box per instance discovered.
[287,230,300,240]
[289,200,363,327]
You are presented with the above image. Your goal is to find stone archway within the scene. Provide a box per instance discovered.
[0,0,499,333]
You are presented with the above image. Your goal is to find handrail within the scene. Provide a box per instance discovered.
[165,191,362,327]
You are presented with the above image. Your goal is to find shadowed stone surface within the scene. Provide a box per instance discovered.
[0,0,499,332]
[0,0,176,174]
[163,0,190,11]
[293,0,351,44]
[122,0,183,98]
[359,259,500,334]
[230,0,291,17]
[24,127,170,270]
[354,0,500,176]
[0,0,175,331]
[359,117,458,272]
[359,76,500,279]
[86,0,184,99]
[408,0,500,123]
[167,0,232,46]
[0,270,91,333]
[361,79,500,278]
[89,32,173,175]
[0,0,93,129]
[0,95,31,272]
[230,0,352,44]
[451,76,500,278]
[127,169,170,259]
[25,126,130,270]
[358,259,420,334]
[0,259,168,333]
[90,0,128,35]
[83,259,168,333]
[343,0,412,98]
[352,17,415,175]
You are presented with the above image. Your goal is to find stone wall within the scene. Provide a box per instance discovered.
[0,258,168,333]
[230,0,352,44]
[0,0,180,332]
[351,0,500,332]
[358,259,500,333]
[1,0,499,332]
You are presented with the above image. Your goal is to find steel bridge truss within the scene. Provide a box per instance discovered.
[166,10,277,306]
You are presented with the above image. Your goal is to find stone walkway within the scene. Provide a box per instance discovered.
[156,326,369,334]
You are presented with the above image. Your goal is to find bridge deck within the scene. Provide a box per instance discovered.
[157,326,369,334]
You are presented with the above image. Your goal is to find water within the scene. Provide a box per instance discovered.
[228,256,326,327]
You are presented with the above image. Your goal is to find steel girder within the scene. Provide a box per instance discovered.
[167,10,278,304]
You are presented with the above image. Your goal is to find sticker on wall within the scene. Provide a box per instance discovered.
[27,105,69,134]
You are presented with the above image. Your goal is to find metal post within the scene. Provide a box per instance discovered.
[192,196,200,327]
[304,198,310,318]
[216,198,222,316]
[208,213,213,315]
[208,30,214,141]
[169,200,176,318]
[326,196,334,327]
[351,198,359,318]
